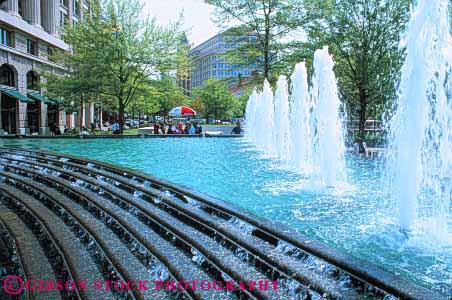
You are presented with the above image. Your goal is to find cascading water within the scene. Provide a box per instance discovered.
[244,47,345,187]
[387,0,452,235]
[310,47,346,187]
[273,76,291,161]
[290,62,313,172]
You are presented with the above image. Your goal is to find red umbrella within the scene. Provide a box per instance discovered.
[169,106,196,117]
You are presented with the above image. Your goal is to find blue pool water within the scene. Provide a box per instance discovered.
[0,138,451,296]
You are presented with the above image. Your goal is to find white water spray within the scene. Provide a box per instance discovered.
[290,62,313,171]
[245,90,258,143]
[273,76,291,161]
[252,80,275,154]
[311,47,346,187]
[245,47,345,187]
[387,0,452,234]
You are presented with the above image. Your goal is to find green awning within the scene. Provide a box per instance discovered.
[28,92,54,104]
[1,89,34,103]
[49,97,64,105]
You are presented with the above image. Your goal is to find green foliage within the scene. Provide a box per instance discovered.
[192,79,237,120]
[149,77,190,117]
[127,81,159,117]
[207,0,316,83]
[48,0,187,132]
[304,0,410,142]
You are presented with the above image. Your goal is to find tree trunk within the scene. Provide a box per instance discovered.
[118,99,125,134]
[264,14,270,80]
[358,97,367,152]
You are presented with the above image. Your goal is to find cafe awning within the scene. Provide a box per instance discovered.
[28,92,54,104]
[1,88,34,103]
[49,97,64,105]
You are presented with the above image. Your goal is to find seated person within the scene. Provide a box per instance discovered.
[189,125,196,134]
[111,122,120,134]
[185,123,196,134]
[176,122,184,134]
[231,122,243,134]
[194,122,203,134]
[184,123,190,134]
[168,123,176,134]
[153,123,160,134]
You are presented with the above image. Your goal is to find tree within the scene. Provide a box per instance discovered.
[52,0,185,133]
[305,0,410,147]
[128,82,160,120]
[206,0,315,83]
[45,47,102,131]
[234,90,252,116]
[192,79,237,122]
[149,77,190,120]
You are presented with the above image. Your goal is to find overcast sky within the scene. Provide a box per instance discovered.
[142,0,220,47]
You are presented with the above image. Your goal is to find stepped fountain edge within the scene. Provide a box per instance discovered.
[0,146,445,300]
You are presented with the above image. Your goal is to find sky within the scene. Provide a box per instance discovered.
[142,0,220,47]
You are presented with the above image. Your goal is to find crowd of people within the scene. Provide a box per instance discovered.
[152,121,203,135]
[106,119,243,135]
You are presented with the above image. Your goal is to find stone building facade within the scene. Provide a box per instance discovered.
[0,0,94,135]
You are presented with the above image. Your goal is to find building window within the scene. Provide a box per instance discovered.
[0,28,12,47]
[27,39,38,56]
[48,47,56,62]
[74,0,80,16]
[26,71,40,90]
[0,64,16,87]
[60,12,65,28]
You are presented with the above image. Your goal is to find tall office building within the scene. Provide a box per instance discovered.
[0,0,93,135]
[190,32,259,90]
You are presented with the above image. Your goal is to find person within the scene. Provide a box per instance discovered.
[55,126,62,135]
[167,122,175,134]
[176,122,184,134]
[160,122,166,134]
[153,123,160,135]
[184,123,192,134]
[49,122,56,136]
[111,121,120,134]
[231,121,243,134]
[194,122,203,134]
[80,126,91,135]
[90,122,96,133]
[188,123,196,135]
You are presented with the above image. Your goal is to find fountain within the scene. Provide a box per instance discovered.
[273,76,291,161]
[252,80,275,155]
[245,47,345,186]
[310,47,346,187]
[290,62,313,172]
[387,0,452,234]
[244,90,258,143]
